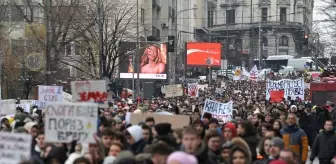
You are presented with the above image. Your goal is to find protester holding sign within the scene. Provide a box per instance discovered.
[1,68,327,164]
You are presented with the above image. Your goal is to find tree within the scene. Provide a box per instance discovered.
[71,0,143,80]
[12,0,95,83]
[316,0,336,56]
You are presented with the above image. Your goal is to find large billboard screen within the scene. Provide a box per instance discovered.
[186,42,221,67]
[119,43,167,79]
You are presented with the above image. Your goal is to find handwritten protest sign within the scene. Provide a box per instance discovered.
[38,85,63,109]
[16,100,35,113]
[249,65,259,81]
[215,88,224,94]
[0,132,32,164]
[71,80,108,108]
[188,83,199,97]
[202,99,233,123]
[45,102,98,143]
[63,91,73,102]
[197,84,208,91]
[0,99,16,115]
[266,78,304,100]
[127,113,190,129]
[161,84,183,97]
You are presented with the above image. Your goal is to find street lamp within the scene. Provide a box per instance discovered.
[171,7,197,84]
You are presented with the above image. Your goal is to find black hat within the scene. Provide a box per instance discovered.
[209,118,219,125]
[154,123,172,136]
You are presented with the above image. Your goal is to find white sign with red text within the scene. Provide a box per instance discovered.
[38,86,63,109]
[188,83,199,97]
[71,80,108,108]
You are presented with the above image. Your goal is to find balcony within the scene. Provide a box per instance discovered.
[219,0,246,8]
[210,21,303,32]
[147,26,160,41]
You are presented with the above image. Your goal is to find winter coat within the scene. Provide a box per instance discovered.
[208,150,221,164]
[310,130,336,161]
[31,149,44,164]
[129,139,147,155]
[297,110,309,130]
[240,134,259,161]
[152,134,178,150]
[180,142,217,164]
[280,124,309,163]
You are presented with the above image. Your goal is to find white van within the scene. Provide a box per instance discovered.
[287,58,314,71]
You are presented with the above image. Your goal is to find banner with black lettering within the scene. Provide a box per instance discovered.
[202,99,233,123]
[45,102,98,143]
[0,132,32,164]
[266,78,304,100]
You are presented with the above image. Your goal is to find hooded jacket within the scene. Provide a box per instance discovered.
[280,124,308,162]
[127,125,147,155]
[310,130,336,161]
[239,126,259,161]
[180,142,217,164]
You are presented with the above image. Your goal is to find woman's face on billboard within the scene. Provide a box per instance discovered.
[147,46,157,60]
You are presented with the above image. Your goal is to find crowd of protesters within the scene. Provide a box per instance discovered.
[2,72,336,164]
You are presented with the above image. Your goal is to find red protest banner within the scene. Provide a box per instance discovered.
[270,90,285,103]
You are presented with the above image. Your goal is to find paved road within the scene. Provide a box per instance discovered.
[306,151,319,164]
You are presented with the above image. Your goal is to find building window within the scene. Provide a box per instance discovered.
[262,36,268,46]
[226,9,235,24]
[11,39,25,56]
[280,7,287,23]
[261,8,267,21]
[140,8,145,25]
[279,36,289,46]
[65,43,71,56]
[11,5,25,21]
[208,9,214,27]
[0,5,9,21]
[169,6,172,17]
[172,8,175,23]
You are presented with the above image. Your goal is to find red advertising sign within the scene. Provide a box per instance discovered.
[187,42,222,67]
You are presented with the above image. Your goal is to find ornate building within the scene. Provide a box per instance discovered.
[195,0,314,67]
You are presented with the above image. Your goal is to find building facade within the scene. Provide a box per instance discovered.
[194,0,314,67]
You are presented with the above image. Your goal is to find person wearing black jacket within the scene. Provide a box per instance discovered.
[310,120,336,164]
[237,120,259,162]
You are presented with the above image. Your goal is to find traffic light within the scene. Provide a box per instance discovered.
[304,34,309,45]
[167,35,175,52]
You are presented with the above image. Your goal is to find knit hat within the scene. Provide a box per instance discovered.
[103,156,116,164]
[290,105,297,109]
[167,151,198,164]
[223,122,237,138]
[24,122,38,132]
[222,141,233,149]
[113,151,135,164]
[114,116,122,124]
[154,123,172,136]
[133,109,142,114]
[271,137,284,149]
[127,125,143,142]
